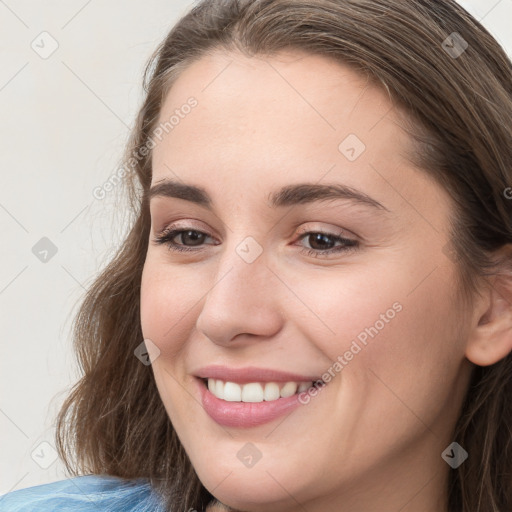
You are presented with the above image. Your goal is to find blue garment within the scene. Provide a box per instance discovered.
[0,474,167,511]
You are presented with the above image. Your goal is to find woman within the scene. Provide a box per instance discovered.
[1,0,511,511]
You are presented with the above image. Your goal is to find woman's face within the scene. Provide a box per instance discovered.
[140,50,474,511]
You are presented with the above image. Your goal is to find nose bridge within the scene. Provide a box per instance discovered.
[213,228,271,296]
[195,235,283,344]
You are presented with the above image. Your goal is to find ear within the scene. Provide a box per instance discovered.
[465,254,512,367]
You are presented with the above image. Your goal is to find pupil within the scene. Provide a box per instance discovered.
[183,230,204,246]
[309,233,334,250]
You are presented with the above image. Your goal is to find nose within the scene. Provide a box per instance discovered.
[195,241,284,346]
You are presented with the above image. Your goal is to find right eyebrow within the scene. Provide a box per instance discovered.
[147,179,212,209]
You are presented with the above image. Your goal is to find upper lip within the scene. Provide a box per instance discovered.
[194,365,322,384]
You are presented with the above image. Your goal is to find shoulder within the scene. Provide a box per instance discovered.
[0,474,166,512]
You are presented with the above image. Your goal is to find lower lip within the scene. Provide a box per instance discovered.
[196,378,306,428]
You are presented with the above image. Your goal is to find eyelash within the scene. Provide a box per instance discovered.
[153,226,359,258]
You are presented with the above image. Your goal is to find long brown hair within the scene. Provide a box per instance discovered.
[56,1,512,511]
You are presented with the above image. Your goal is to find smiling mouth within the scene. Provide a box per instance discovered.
[200,377,322,403]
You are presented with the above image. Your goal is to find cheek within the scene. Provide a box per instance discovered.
[352,268,464,439]
[285,263,403,363]
[292,258,465,428]
[294,252,463,368]
[140,260,201,357]
[140,262,201,427]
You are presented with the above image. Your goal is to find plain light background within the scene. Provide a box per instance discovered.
[1,0,511,495]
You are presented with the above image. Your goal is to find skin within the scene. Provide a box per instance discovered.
[140,50,510,512]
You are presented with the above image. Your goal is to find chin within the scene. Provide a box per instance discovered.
[188,444,327,512]
[198,467,305,512]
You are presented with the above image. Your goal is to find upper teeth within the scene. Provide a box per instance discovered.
[207,379,312,402]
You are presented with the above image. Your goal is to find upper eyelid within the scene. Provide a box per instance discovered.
[156,217,357,233]
[157,224,357,244]
[295,224,356,238]
[153,219,214,234]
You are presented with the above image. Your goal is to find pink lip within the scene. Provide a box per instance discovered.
[196,378,306,428]
[194,365,321,384]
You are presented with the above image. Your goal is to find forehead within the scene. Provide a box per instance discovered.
[150,50,421,202]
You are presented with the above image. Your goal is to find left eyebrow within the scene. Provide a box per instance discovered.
[269,183,390,212]
[147,178,389,212]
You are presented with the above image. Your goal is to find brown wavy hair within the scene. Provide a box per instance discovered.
[55,1,512,511]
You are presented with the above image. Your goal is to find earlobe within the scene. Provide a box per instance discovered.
[465,274,512,367]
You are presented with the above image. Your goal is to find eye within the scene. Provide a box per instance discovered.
[153,227,216,253]
[296,229,359,258]
[152,225,359,257]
